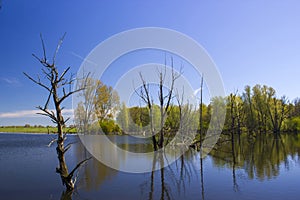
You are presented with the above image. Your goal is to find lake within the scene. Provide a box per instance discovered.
[0,133,299,200]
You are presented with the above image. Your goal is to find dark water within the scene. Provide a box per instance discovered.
[0,133,299,200]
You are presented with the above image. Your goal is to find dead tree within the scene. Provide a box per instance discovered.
[199,75,204,149]
[136,73,158,151]
[136,60,181,150]
[24,33,91,191]
[157,60,181,148]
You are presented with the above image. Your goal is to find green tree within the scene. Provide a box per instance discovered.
[242,85,256,134]
[266,94,288,136]
[74,78,99,133]
[94,81,120,122]
[128,106,150,131]
[116,102,129,133]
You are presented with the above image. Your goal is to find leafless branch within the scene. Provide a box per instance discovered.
[58,87,86,104]
[23,72,51,92]
[53,32,66,64]
[68,157,92,180]
[36,106,58,123]
[44,88,53,110]
[58,66,70,83]
[47,138,58,147]
[40,33,47,63]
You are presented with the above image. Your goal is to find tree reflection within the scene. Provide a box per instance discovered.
[200,151,205,200]
[141,149,198,200]
[72,138,117,191]
[60,190,72,200]
[211,133,300,181]
[69,134,300,199]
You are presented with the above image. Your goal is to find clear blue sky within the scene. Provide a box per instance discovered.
[0,0,300,126]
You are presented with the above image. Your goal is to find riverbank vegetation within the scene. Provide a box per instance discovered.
[0,125,77,134]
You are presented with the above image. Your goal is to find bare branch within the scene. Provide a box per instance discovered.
[64,117,71,125]
[136,72,152,109]
[59,87,86,104]
[47,138,58,147]
[68,157,92,180]
[23,72,51,92]
[36,106,58,123]
[53,32,66,64]
[63,142,77,154]
[40,33,47,63]
[42,68,53,81]
[32,53,44,64]
[44,88,53,110]
[58,66,70,83]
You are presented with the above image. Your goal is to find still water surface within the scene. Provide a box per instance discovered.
[0,133,299,200]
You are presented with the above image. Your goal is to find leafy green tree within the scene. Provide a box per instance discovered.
[99,119,120,134]
[74,78,99,133]
[94,81,120,122]
[129,106,150,130]
[252,85,269,134]
[266,95,288,136]
[242,85,256,134]
[116,102,129,133]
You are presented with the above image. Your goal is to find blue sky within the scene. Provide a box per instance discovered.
[0,0,300,126]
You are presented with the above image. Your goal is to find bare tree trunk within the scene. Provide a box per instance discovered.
[199,75,204,150]
[24,34,91,192]
[150,107,158,151]
[159,71,165,149]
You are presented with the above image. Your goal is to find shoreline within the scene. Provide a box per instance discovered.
[0,131,62,135]
[0,132,78,135]
[0,127,77,134]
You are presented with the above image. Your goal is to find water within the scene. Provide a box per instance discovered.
[0,133,299,200]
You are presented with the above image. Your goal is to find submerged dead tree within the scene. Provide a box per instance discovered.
[136,72,158,150]
[136,60,181,150]
[24,34,91,192]
[157,61,181,148]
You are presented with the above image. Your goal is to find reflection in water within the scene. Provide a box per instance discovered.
[1,133,299,199]
[211,133,300,180]
[200,151,205,200]
[60,190,72,200]
[71,134,300,199]
[140,150,198,200]
[73,140,117,191]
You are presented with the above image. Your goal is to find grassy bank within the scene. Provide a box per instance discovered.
[0,126,77,134]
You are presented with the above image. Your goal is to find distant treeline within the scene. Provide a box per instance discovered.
[0,125,77,134]
[115,84,300,136]
[75,81,300,135]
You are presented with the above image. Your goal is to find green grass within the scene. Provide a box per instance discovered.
[0,126,77,134]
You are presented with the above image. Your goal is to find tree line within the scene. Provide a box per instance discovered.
[75,80,300,137]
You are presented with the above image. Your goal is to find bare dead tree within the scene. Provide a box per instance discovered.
[199,75,204,150]
[136,72,158,151]
[157,59,181,148]
[136,59,181,150]
[24,33,91,192]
